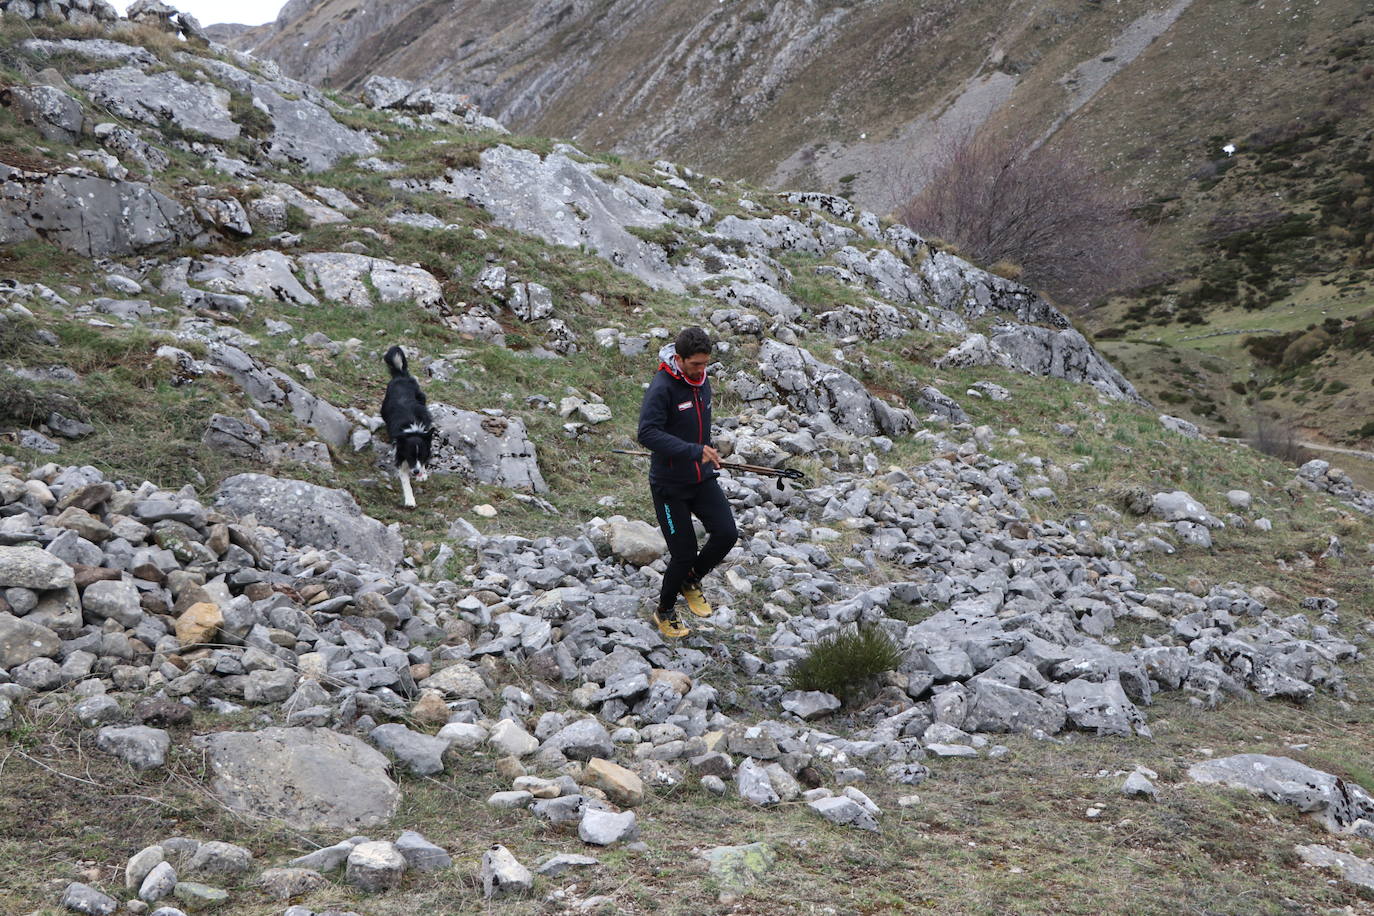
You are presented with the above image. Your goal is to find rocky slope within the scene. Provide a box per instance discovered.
[1,4,1373,915]
[229,0,1374,456]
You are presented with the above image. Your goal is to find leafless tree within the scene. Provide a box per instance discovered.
[1249,410,1309,466]
[894,129,1156,309]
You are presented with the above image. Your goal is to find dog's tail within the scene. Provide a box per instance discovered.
[384,345,408,378]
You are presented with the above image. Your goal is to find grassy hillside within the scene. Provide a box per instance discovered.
[2,15,1374,916]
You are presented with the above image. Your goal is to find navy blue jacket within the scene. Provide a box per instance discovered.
[637,359,716,489]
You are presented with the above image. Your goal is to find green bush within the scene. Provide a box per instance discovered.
[786,624,901,705]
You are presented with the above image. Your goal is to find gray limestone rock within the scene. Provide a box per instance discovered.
[1121,771,1157,800]
[607,517,667,566]
[428,405,548,493]
[60,882,118,915]
[1188,754,1374,834]
[962,680,1067,735]
[137,861,177,902]
[780,690,841,721]
[808,795,879,831]
[1062,678,1145,737]
[215,475,402,571]
[81,578,143,627]
[197,727,401,830]
[535,853,600,878]
[0,84,83,143]
[0,545,72,590]
[0,612,61,668]
[542,717,614,761]
[72,67,239,141]
[369,723,449,775]
[395,830,451,872]
[95,725,170,770]
[400,144,685,292]
[1295,844,1374,892]
[751,339,916,437]
[0,165,195,257]
[915,386,969,424]
[300,252,443,310]
[192,251,318,305]
[736,757,780,806]
[578,807,638,845]
[1151,491,1223,528]
[345,840,405,892]
[481,844,532,899]
[986,323,1142,403]
[258,868,327,901]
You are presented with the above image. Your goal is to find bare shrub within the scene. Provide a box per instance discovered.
[1249,411,1309,466]
[894,129,1156,309]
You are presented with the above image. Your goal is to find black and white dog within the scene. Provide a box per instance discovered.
[381,345,434,509]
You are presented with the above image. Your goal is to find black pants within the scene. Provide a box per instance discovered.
[652,477,739,614]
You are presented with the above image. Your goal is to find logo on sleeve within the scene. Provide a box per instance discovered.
[678,401,693,411]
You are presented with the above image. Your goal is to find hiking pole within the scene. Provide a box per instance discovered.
[611,449,807,487]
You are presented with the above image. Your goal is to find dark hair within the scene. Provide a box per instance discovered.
[675,326,712,358]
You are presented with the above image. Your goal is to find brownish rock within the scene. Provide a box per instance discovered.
[56,482,115,513]
[175,601,223,646]
[72,564,121,590]
[53,506,113,543]
[206,523,230,557]
[649,668,692,695]
[131,563,165,584]
[135,696,193,727]
[583,757,645,807]
[410,690,449,728]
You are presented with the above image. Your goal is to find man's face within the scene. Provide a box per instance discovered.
[681,352,710,381]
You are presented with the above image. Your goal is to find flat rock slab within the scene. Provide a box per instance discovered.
[402,145,683,293]
[1296,844,1374,891]
[1189,754,1374,833]
[72,67,239,140]
[214,475,402,571]
[0,164,196,258]
[197,727,400,831]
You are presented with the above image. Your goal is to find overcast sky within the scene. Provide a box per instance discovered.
[112,1,285,26]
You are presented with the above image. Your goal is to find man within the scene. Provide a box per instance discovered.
[637,326,739,638]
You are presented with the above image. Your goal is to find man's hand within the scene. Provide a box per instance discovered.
[701,445,722,468]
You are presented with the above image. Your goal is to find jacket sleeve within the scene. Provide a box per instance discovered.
[637,374,704,461]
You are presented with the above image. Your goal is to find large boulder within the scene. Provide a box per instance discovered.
[71,67,239,141]
[0,164,196,258]
[299,252,443,310]
[215,475,402,570]
[428,405,547,493]
[986,323,1142,403]
[1189,754,1374,834]
[0,85,84,143]
[197,727,401,831]
[962,680,1067,734]
[749,340,916,437]
[398,144,684,292]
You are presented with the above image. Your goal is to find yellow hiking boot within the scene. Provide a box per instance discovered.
[681,580,713,618]
[653,610,690,639]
